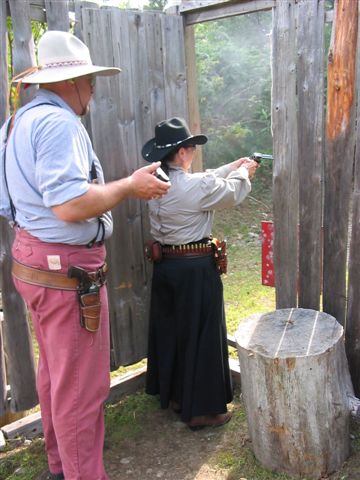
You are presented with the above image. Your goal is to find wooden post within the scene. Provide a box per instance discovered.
[0,0,10,418]
[296,0,325,311]
[235,308,354,479]
[184,24,204,173]
[271,0,298,309]
[323,0,358,325]
[346,0,360,395]
[45,0,70,31]
[1,0,38,412]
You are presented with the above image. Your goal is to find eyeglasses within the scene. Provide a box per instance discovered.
[88,75,96,87]
[71,75,96,87]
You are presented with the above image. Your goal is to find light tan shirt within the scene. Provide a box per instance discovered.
[148,163,251,245]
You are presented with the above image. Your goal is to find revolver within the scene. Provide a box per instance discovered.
[68,265,97,295]
[250,152,274,164]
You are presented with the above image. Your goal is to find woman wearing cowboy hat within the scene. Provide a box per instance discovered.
[142,117,258,430]
[1,31,169,480]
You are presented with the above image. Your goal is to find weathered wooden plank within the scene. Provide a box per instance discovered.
[0,314,7,417]
[2,411,42,439]
[161,14,188,119]
[8,0,37,105]
[323,0,358,325]
[271,0,298,308]
[107,366,147,404]
[74,0,99,41]
[181,0,275,26]
[0,2,10,418]
[0,221,38,412]
[129,11,166,147]
[81,8,151,368]
[45,0,70,31]
[345,0,360,396]
[3,1,38,413]
[296,0,325,310]
[0,0,9,126]
[126,10,165,303]
[184,24,203,173]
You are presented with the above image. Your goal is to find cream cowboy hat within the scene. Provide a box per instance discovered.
[13,30,121,84]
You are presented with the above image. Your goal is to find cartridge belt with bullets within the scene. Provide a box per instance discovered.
[162,241,213,258]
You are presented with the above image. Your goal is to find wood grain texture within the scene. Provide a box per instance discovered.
[271,0,298,308]
[323,0,358,325]
[236,309,353,478]
[296,0,325,310]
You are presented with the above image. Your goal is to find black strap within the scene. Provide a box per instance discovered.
[87,161,106,248]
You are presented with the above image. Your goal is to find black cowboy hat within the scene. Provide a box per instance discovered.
[141,117,208,163]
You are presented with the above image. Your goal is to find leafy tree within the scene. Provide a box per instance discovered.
[195,13,273,169]
[144,0,167,11]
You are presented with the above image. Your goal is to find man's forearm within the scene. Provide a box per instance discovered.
[52,162,171,222]
[52,178,133,222]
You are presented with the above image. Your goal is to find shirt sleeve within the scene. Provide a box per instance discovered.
[198,166,251,211]
[33,111,90,207]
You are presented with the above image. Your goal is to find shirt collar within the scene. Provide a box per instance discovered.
[34,89,77,116]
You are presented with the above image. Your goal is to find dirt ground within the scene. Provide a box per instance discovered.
[103,388,254,480]
[101,387,360,480]
[3,385,360,479]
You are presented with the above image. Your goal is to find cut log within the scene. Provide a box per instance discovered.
[235,308,355,479]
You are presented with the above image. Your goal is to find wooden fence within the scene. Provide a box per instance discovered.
[1,0,360,417]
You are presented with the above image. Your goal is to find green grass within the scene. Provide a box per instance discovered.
[0,439,47,480]
[104,391,158,443]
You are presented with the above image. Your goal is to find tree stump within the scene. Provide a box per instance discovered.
[235,308,354,479]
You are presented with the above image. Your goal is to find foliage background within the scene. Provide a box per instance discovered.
[195,13,273,169]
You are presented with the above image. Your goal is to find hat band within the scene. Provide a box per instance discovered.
[41,60,90,69]
[155,139,187,150]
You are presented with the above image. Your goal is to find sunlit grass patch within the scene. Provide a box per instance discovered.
[105,391,159,443]
[0,438,47,480]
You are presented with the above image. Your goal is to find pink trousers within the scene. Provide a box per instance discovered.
[12,228,110,480]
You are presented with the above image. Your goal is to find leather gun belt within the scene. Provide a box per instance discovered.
[12,260,107,290]
[162,243,213,258]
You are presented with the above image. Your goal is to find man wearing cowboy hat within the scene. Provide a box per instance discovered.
[0,30,170,480]
[142,117,258,430]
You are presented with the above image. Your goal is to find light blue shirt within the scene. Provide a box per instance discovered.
[0,89,113,244]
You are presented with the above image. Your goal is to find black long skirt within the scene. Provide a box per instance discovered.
[145,255,233,423]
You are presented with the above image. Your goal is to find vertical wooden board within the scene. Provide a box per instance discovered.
[1,1,38,411]
[0,220,37,411]
[127,11,165,313]
[8,0,37,105]
[271,0,298,308]
[296,0,325,310]
[323,0,358,325]
[0,0,9,125]
[74,0,99,41]
[184,24,203,173]
[161,14,188,119]
[82,8,149,367]
[0,9,10,411]
[129,11,166,153]
[346,0,360,395]
[0,313,7,416]
[45,0,70,31]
